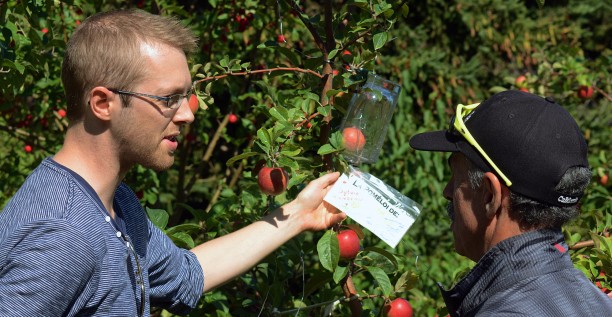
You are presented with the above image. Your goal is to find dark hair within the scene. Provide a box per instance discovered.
[467,164,591,230]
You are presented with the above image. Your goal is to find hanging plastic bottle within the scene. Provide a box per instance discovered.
[340,73,401,164]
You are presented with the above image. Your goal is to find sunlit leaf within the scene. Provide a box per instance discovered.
[317,230,339,272]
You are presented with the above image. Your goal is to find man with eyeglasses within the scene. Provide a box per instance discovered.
[409,90,612,316]
[0,9,346,317]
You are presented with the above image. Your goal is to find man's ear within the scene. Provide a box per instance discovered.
[482,172,503,219]
[88,87,116,121]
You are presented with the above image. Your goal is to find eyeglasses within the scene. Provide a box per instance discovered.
[124,235,145,317]
[109,88,192,110]
[448,102,513,187]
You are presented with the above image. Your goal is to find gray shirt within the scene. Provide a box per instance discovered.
[439,229,612,316]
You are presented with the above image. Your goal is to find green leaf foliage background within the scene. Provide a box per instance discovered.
[1,0,610,316]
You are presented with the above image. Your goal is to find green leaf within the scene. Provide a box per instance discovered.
[394,271,419,292]
[287,173,309,189]
[277,156,299,170]
[269,105,289,121]
[329,131,345,149]
[146,207,169,230]
[257,127,273,149]
[362,246,399,268]
[401,4,409,17]
[226,151,259,166]
[219,56,229,68]
[280,147,301,157]
[317,144,337,155]
[165,223,202,236]
[373,32,388,50]
[318,106,332,116]
[333,265,349,284]
[365,266,393,295]
[325,89,343,98]
[317,230,339,272]
[328,49,339,60]
[170,232,195,249]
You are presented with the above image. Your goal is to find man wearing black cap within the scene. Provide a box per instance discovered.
[409,90,612,316]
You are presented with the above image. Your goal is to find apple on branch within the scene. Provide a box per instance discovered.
[384,298,413,317]
[342,126,366,152]
[257,166,289,196]
[188,94,199,113]
[337,229,361,260]
[578,85,593,100]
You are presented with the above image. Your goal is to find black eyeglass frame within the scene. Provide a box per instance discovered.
[108,88,192,110]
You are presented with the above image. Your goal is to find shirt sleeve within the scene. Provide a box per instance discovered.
[146,220,204,315]
[0,220,99,317]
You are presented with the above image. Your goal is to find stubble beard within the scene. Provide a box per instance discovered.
[120,135,175,172]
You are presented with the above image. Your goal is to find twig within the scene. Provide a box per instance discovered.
[594,86,612,101]
[193,67,322,87]
[570,240,595,250]
[284,0,327,53]
[272,294,382,316]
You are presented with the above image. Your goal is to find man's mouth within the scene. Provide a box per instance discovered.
[164,135,178,142]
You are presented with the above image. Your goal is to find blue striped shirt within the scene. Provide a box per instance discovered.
[0,158,204,316]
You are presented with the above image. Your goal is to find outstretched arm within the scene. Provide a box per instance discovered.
[190,172,346,292]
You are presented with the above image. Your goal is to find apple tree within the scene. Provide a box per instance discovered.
[1,0,610,316]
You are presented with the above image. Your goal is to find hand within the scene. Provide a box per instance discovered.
[289,172,347,232]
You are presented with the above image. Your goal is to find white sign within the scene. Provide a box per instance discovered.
[324,167,421,248]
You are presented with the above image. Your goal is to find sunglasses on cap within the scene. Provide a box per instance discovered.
[448,103,513,187]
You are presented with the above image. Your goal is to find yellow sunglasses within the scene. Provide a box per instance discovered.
[449,103,513,187]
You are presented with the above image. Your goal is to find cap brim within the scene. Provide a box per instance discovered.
[409,130,461,152]
[410,130,493,174]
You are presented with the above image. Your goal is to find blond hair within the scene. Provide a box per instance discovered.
[61,9,198,122]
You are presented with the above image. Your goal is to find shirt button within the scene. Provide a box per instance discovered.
[105,216,111,222]
[116,231,122,238]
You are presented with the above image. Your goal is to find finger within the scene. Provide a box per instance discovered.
[317,171,340,188]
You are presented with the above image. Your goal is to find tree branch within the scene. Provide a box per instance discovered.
[571,240,595,250]
[284,0,327,53]
[193,66,322,87]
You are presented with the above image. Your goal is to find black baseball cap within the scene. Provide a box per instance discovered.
[409,90,589,207]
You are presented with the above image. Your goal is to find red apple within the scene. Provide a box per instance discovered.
[341,49,353,62]
[188,94,199,113]
[337,229,360,260]
[515,75,526,86]
[596,271,609,293]
[41,28,49,34]
[601,174,609,186]
[228,113,239,124]
[578,85,593,99]
[57,109,66,118]
[257,166,289,196]
[384,298,413,317]
[519,87,529,92]
[24,145,33,153]
[342,127,366,152]
[277,34,286,43]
